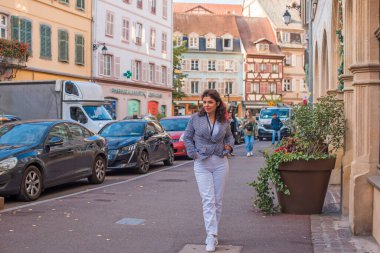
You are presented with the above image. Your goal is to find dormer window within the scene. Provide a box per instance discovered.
[205,33,216,49]
[189,33,199,49]
[173,32,183,47]
[222,33,233,51]
[256,43,269,53]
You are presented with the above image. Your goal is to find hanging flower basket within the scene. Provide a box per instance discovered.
[0,39,29,65]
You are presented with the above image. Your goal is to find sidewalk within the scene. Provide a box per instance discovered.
[0,143,378,253]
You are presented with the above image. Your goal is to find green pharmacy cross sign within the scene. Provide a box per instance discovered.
[123,70,132,79]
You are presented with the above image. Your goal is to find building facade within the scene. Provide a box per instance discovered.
[174,3,242,15]
[301,0,380,245]
[242,0,308,106]
[93,0,173,119]
[0,0,92,81]
[173,14,244,116]
[236,16,284,115]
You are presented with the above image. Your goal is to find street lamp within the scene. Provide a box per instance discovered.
[93,42,108,55]
[283,10,292,25]
[283,3,301,25]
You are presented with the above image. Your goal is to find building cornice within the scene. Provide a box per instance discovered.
[25,67,91,80]
[349,63,380,74]
[95,77,173,92]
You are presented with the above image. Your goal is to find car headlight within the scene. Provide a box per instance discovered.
[258,123,263,127]
[179,133,184,142]
[120,144,136,154]
[0,157,18,171]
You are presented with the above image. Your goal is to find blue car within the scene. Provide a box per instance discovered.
[99,120,174,174]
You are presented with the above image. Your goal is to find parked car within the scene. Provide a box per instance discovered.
[257,107,292,141]
[159,116,191,157]
[99,120,173,174]
[0,115,21,125]
[0,120,107,201]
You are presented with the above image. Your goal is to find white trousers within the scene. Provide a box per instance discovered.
[194,155,229,236]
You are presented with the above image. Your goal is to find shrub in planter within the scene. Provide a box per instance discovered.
[0,39,29,63]
[249,95,345,214]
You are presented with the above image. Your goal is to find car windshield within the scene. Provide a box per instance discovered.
[0,123,49,145]
[99,122,145,137]
[160,118,190,131]
[83,106,112,121]
[260,109,290,119]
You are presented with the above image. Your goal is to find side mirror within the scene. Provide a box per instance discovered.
[48,137,64,147]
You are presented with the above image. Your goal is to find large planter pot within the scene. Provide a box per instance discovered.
[277,158,336,214]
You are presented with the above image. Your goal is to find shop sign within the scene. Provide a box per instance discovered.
[148,92,162,98]
[111,88,146,97]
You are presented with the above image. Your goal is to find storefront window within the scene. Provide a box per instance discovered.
[148,101,159,116]
[128,99,141,116]
[160,105,166,116]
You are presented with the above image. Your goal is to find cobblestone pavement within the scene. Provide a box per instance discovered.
[311,185,380,253]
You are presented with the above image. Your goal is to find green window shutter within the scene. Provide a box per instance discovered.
[58,30,69,62]
[11,16,20,40]
[75,34,84,65]
[26,20,32,53]
[46,26,51,58]
[40,25,51,58]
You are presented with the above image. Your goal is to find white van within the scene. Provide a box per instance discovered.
[257,106,292,141]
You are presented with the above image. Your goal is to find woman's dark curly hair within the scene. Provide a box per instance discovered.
[199,89,227,123]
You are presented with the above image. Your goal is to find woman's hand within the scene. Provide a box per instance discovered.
[224,145,232,152]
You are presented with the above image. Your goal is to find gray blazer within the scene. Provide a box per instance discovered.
[184,113,235,160]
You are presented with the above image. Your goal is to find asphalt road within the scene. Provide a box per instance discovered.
[0,141,313,253]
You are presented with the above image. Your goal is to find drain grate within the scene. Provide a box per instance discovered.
[116,218,145,225]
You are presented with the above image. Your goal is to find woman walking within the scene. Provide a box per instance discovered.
[183,89,234,252]
[243,110,256,157]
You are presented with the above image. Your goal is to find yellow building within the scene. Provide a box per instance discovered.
[0,0,92,81]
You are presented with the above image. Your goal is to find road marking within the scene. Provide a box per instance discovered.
[1,160,193,214]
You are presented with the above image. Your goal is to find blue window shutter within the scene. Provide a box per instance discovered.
[216,38,223,51]
[46,26,51,57]
[183,36,188,48]
[199,37,206,51]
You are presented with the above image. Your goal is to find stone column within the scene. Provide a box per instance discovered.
[348,0,380,235]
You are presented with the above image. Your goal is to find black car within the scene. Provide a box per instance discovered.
[99,120,174,174]
[0,120,107,201]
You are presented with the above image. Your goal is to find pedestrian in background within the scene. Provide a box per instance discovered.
[270,113,283,145]
[183,89,235,252]
[228,111,238,143]
[243,110,255,157]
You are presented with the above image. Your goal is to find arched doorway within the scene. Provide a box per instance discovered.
[321,30,329,95]
[128,99,141,116]
[314,42,320,100]
[148,101,159,116]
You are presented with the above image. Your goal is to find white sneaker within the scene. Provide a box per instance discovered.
[205,235,217,252]
[246,153,250,157]
[250,151,253,156]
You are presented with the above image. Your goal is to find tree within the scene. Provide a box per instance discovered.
[172,40,187,100]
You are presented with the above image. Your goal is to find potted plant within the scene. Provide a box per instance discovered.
[249,95,345,214]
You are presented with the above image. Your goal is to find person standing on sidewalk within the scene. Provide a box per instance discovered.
[183,89,235,252]
[270,113,283,145]
[243,110,255,157]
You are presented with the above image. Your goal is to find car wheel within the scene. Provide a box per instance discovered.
[163,147,174,166]
[18,165,43,201]
[88,156,106,184]
[137,151,150,174]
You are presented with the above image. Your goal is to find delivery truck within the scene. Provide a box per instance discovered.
[0,80,113,132]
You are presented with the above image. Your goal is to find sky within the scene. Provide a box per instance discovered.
[173,0,243,4]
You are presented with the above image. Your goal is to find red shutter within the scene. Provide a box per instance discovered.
[255,63,259,72]
[99,53,104,75]
[244,63,248,72]
[114,57,120,78]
